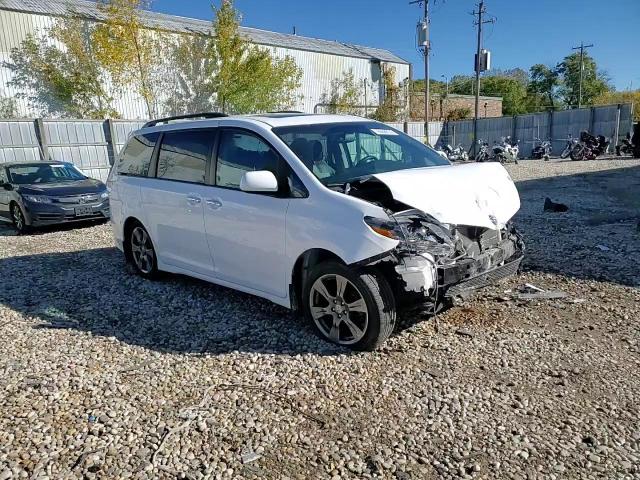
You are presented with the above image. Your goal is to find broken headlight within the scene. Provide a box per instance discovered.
[364,213,456,258]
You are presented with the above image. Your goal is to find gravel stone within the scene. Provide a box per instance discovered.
[1,159,639,478]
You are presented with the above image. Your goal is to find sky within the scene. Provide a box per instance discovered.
[152,0,640,90]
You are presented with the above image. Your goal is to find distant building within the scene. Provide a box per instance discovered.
[411,93,503,121]
[0,0,410,119]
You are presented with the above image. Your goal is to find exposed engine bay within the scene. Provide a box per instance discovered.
[339,175,525,306]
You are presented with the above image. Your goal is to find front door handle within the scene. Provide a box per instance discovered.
[186,195,202,206]
[206,198,223,210]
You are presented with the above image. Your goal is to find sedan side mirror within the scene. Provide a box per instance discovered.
[240,170,279,193]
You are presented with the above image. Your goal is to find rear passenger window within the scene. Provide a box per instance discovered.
[216,130,280,189]
[157,130,214,184]
[118,132,159,177]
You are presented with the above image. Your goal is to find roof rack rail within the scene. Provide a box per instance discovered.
[266,110,305,114]
[143,112,227,128]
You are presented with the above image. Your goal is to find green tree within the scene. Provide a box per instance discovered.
[164,34,217,115]
[3,17,116,118]
[594,89,640,121]
[320,69,363,115]
[479,76,528,115]
[372,66,402,122]
[0,97,18,118]
[526,64,560,110]
[555,52,611,107]
[209,0,302,113]
[93,0,161,118]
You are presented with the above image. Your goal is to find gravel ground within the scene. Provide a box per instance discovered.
[1,159,639,480]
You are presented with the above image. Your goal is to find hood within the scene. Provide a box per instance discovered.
[372,163,520,229]
[18,178,105,196]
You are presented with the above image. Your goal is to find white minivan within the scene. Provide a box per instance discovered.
[108,113,524,350]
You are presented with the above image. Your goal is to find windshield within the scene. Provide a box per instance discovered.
[273,121,449,185]
[8,164,86,184]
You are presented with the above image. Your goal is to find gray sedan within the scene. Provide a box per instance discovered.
[0,162,110,233]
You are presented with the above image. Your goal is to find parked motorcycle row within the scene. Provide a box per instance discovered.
[436,127,639,163]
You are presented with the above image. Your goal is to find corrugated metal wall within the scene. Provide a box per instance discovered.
[0,119,40,163]
[0,9,410,118]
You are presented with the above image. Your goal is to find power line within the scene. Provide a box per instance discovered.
[572,41,594,109]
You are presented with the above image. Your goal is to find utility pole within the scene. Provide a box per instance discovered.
[472,1,494,157]
[411,0,430,143]
[572,41,593,109]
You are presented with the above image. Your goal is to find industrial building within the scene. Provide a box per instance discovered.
[0,0,411,119]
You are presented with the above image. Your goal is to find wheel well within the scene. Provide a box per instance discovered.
[290,249,344,312]
[122,217,143,262]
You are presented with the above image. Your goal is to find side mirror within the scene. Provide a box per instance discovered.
[240,170,279,193]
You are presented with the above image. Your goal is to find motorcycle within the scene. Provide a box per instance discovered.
[437,143,469,162]
[616,132,635,157]
[492,136,520,164]
[560,134,578,159]
[475,140,490,162]
[531,138,552,161]
[570,131,609,161]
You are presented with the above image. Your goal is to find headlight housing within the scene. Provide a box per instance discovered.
[365,212,456,258]
[100,191,109,200]
[23,194,52,204]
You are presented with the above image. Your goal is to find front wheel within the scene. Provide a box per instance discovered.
[303,261,396,351]
[127,223,159,279]
[570,145,585,161]
[11,203,29,233]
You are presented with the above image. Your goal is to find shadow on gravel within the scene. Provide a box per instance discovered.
[514,164,640,287]
[0,247,358,356]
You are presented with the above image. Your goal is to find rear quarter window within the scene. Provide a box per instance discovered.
[117,132,160,177]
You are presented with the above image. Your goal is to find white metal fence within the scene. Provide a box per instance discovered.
[0,104,634,181]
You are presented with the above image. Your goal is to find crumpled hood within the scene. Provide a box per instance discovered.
[373,163,520,229]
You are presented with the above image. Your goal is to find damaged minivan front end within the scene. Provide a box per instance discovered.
[347,163,525,308]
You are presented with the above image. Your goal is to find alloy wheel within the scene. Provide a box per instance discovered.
[309,274,369,345]
[12,205,24,231]
[131,226,155,274]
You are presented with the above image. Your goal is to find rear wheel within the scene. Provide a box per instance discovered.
[127,223,158,279]
[11,203,28,233]
[303,261,396,351]
[570,145,585,161]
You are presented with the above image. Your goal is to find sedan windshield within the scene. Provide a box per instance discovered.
[8,164,86,184]
[273,121,449,185]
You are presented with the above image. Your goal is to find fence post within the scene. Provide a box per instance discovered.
[34,118,49,161]
[403,121,408,134]
[548,109,554,142]
[589,107,595,133]
[103,119,117,166]
[452,123,456,147]
[512,115,518,141]
[612,104,621,149]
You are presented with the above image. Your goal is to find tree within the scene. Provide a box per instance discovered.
[320,69,363,115]
[3,17,117,118]
[92,0,161,118]
[527,64,560,111]
[0,97,18,118]
[555,52,611,108]
[594,90,640,121]
[208,0,302,113]
[478,76,528,115]
[164,34,217,115]
[446,107,471,121]
[372,66,402,121]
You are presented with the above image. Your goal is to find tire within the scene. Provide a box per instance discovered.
[303,261,396,351]
[570,145,585,161]
[10,203,29,234]
[543,154,550,161]
[126,222,159,279]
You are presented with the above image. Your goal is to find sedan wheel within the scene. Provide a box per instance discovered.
[11,204,27,233]
[130,225,157,276]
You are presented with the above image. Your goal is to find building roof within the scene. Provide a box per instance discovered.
[0,0,409,64]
